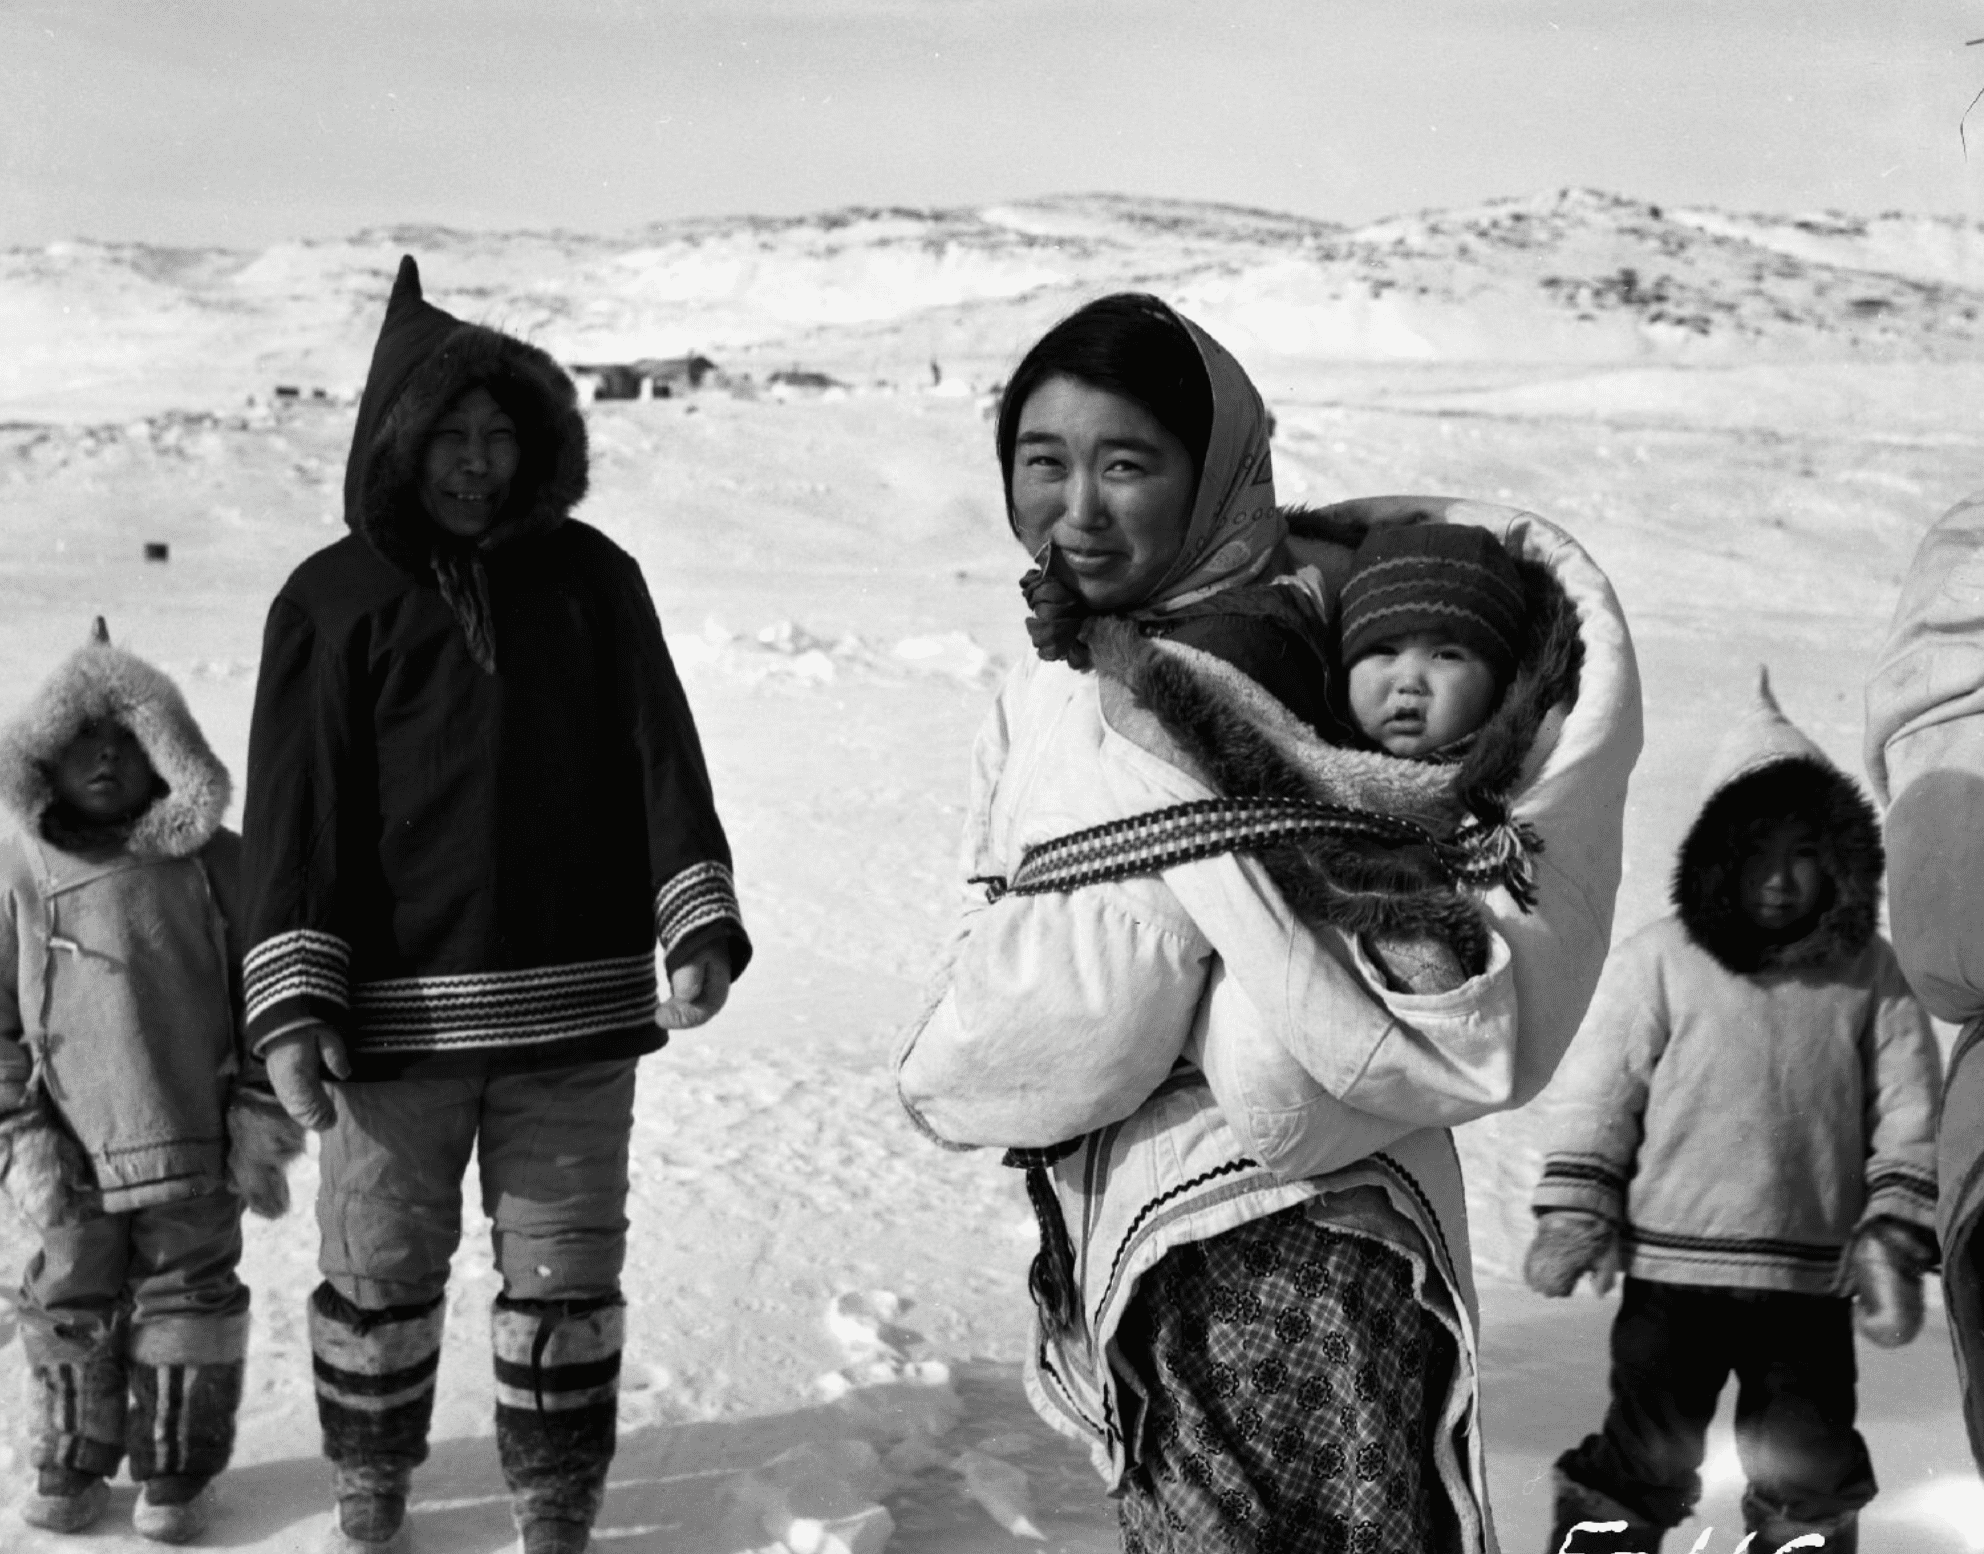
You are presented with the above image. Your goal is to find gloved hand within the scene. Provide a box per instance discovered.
[225,1084,308,1218]
[1848,1217,1935,1348]
[1523,1209,1621,1298]
[262,1021,351,1132]
[655,949,733,1030]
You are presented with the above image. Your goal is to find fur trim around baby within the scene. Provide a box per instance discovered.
[225,1084,306,1219]
[1083,511,1585,971]
[0,624,229,860]
[1674,755,1884,974]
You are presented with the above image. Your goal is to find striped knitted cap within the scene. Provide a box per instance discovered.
[1337,523,1526,682]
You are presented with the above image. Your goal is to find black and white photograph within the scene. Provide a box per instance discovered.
[3,4,1982,1551]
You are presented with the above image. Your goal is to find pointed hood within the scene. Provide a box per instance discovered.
[0,619,230,859]
[1674,668,1883,974]
[344,255,589,574]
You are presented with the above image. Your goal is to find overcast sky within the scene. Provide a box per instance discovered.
[5,0,1983,247]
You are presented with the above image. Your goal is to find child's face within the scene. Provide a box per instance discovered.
[420,385,521,540]
[52,718,155,822]
[1346,631,1501,757]
[1737,817,1827,934]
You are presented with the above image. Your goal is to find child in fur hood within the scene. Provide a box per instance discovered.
[0,620,303,1542]
[1525,671,1940,1554]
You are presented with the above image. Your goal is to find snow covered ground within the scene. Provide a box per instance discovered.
[1,194,1982,1550]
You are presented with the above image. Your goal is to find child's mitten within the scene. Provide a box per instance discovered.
[1524,1210,1619,1298]
[1847,1217,1936,1348]
[226,1083,308,1219]
[0,1096,101,1229]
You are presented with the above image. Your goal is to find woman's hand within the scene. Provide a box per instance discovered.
[656,949,732,1030]
[263,1021,352,1132]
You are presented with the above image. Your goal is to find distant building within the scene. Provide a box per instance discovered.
[569,355,719,402]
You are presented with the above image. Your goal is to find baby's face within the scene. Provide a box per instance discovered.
[1737,817,1827,934]
[1347,631,1501,757]
[52,718,155,822]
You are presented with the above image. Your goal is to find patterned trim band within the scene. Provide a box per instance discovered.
[348,954,658,1053]
[654,860,741,957]
[975,796,1539,907]
[244,929,352,1025]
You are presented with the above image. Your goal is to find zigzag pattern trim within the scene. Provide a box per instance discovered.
[654,860,740,957]
[981,795,1537,905]
[244,929,351,1023]
[348,955,658,1052]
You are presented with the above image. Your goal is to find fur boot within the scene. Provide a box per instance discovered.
[224,1083,306,1219]
[1548,1468,1665,1553]
[126,1310,248,1541]
[309,1282,446,1553]
[0,1094,102,1229]
[1525,1211,1621,1298]
[22,1309,128,1482]
[493,1294,624,1554]
[1741,1487,1857,1553]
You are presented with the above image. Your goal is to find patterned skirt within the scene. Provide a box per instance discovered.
[1113,1204,1460,1554]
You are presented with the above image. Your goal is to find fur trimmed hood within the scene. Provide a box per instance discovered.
[0,620,230,860]
[1085,502,1585,970]
[1674,669,1883,974]
[346,255,589,574]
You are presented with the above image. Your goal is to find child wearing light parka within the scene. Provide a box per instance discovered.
[1526,671,1940,1554]
[0,622,302,1542]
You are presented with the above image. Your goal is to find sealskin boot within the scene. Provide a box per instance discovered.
[20,1466,111,1533]
[132,1474,216,1544]
[493,1295,625,1554]
[1741,1488,1858,1554]
[327,1463,412,1554]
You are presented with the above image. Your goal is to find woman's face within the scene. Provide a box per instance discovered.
[420,385,520,540]
[1009,375,1196,612]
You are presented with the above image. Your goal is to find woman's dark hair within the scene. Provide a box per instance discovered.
[995,293,1215,500]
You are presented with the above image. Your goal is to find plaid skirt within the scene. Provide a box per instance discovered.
[1113,1204,1460,1554]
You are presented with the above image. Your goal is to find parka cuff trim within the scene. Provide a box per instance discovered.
[1863,1165,1938,1230]
[1532,1154,1626,1221]
[245,929,351,1032]
[654,861,742,962]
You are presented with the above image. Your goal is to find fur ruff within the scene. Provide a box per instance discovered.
[356,325,589,575]
[0,634,228,861]
[1673,757,1883,974]
[1084,513,1585,971]
[225,1085,306,1219]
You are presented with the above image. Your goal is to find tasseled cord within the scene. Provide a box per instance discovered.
[1003,1141,1086,1341]
[432,545,498,674]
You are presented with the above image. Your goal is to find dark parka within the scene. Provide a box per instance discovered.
[241,256,749,1081]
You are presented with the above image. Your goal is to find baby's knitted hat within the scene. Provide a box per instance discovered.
[1337,523,1527,683]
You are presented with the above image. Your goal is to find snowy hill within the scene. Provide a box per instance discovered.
[2,192,1983,1551]
[9,188,1984,423]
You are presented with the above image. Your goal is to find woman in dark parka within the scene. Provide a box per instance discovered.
[241,256,749,1554]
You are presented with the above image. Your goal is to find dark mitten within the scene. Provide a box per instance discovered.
[226,1083,307,1218]
[0,1095,101,1229]
[1524,1210,1618,1298]
[1019,551,1093,671]
[1848,1217,1933,1348]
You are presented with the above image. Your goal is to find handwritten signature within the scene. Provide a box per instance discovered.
[1560,1523,1831,1553]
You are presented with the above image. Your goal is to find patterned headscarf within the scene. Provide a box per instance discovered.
[1016,304,1286,666]
[1131,308,1284,618]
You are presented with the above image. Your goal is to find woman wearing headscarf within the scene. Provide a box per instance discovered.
[897,294,1641,1552]
[241,257,750,1554]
